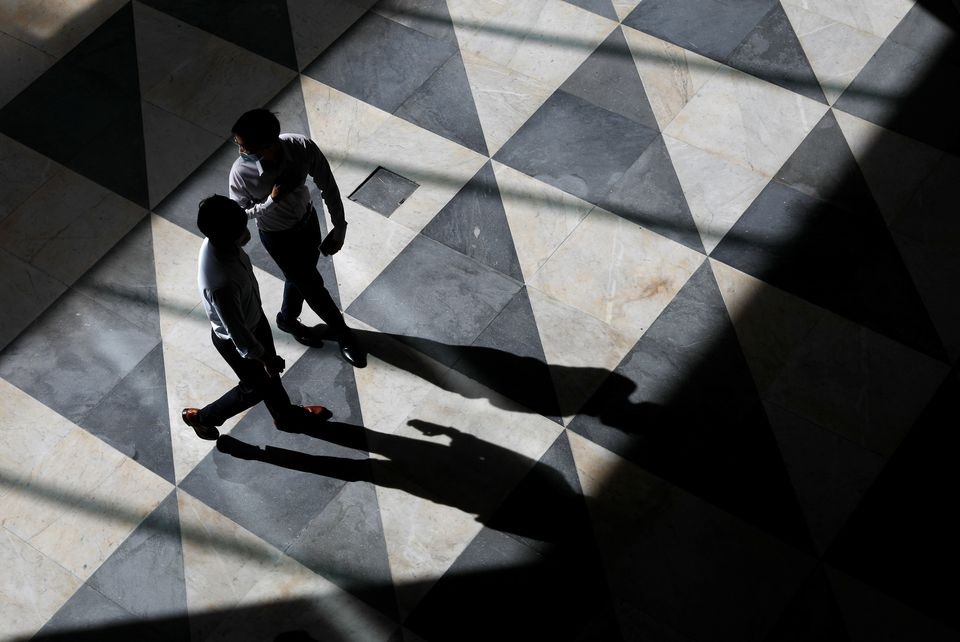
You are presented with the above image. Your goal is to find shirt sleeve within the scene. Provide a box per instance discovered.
[305,139,346,228]
[210,287,265,360]
[229,167,276,221]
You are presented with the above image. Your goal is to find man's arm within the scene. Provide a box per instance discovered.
[306,139,347,254]
[210,288,265,361]
[229,169,276,221]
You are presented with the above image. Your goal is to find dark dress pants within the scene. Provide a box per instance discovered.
[259,208,347,334]
[198,315,296,426]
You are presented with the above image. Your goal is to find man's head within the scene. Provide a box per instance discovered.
[232,109,281,162]
[197,195,250,248]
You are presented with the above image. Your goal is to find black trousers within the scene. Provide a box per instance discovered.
[198,315,296,426]
[259,208,347,334]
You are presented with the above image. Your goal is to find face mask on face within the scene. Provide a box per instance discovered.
[239,151,262,163]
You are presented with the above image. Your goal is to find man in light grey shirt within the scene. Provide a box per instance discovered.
[229,108,363,367]
[181,195,329,440]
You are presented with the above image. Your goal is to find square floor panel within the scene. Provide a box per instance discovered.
[348,166,420,217]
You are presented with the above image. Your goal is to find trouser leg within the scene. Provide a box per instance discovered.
[198,316,296,425]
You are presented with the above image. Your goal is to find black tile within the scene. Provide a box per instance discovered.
[726,2,826,104]
[765,566,851,642]
[623,0,778,62]
[825,365,960,629]
[346,235,522,367]
[35,585,175,642]
[560,26,659,130]
[139,0,299,70]
[79,346,175,484]
[710,179,945,360]
[494,90,659,207]
[304,11,457,114]
[453,287,561,422]
[563,0,618,21]
[374,0,459,44]
[568,263,813,549]
[349,166,420,217]
[600,135,704,253]
[395,51,488,155]
[0,3,148,205]
[0,289,160,424]
[421,161,522,280]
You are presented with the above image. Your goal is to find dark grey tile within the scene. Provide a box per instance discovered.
[349,166,420,217]
[36,585,172,642]
[886,2,960,65]
[303,11,457,114]
[623,0,778,62]
[0,4,148,206]
[139,0,299,69]
[765,566,851,642]
[286,481,398,618]
[395,51,488,155]
[569,263,812,549]
[600,135,704,253]
[711,181,945,359]
[726,2,826,104]
[420,161,522,280]
[0,289,160,424]
[560,26,659,130]
[563,0,618,21]
[494,90,659,206]
[374,0,459,43]
[79,345,175,484]
[345,235,522,367]
[450,287,561,421]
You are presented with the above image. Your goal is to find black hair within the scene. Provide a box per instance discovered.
[231,108,281,152]
[197,195,246,244]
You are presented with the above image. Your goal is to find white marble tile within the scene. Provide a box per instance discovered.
[141,101,225,209]
[612,0,643,22]
[664,65,828,177]
[350,316,446,435]
[375,366,564,615]
[0,417,170,580]
[134,2,296,135]
[447,0,513,53]
[0,377,74,499]
[0,31,55,108]
[204,549,396,642]
[530,207,705,342]
[0,134,58,224]
[663,135,770,254]
[710,259,823,395]
[151,214,205,340]
[329,200,417,311]
[493,160,593,282]
[176,489,286,638]
[782,4,885,104]
[525,287,636,424]
[301,76,392,186]
[0,527,83,641]
[622,26,724,131]
[0,168,145,286]
[833,109,944,224]
[347,114,488,235]
[457,0,616,90]
[461,50,554,157]
[0,0,128,58]
[781,0,915,39]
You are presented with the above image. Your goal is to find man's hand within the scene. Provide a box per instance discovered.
[270,183,284,201]
[261,354,286,377]
[320,224,346,256]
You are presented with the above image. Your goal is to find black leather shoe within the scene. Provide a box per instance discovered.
[276,405,332,432]
[338,335,366,368]
[276,314,324,347]
[182,408,219,440]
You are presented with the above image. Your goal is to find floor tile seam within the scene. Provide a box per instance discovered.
[0,26,63,61]
[0,521,91,592]
[778,0,911,39]
[780,1,899,48]
[138,96,235,149]
[660,126,781,184]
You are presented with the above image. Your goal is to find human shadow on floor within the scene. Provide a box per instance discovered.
[218,418,582,545]
[351,328,648,430]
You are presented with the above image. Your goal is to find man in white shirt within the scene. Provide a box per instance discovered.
[181,195,329,440]
[229,108,363,367]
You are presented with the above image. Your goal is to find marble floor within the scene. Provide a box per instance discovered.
[1,0,959,640]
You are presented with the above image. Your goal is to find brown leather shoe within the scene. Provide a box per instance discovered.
[182,408,219,440]
[275,405,332,432]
